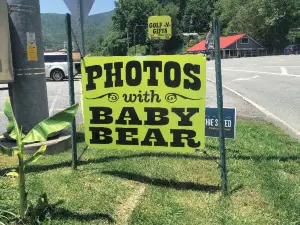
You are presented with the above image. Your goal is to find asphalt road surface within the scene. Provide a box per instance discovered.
[0,55,299,139]
[207,54,300,138]
[0,79,83,135]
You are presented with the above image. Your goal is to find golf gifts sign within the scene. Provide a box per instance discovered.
[81,55,206,152]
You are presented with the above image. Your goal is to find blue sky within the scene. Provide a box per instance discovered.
[40,0,115,15]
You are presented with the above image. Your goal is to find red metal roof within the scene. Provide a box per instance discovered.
[186,34,246,52]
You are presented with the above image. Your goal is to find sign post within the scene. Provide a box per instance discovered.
[63,0,95,56]
[78,0,86,56]
[213,17,228,195]
[65,13,77,170]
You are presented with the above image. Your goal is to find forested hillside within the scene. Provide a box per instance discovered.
[217,0,300,53]
[89,0,300,56]
[41,0,300,55]
[41,10,113,50]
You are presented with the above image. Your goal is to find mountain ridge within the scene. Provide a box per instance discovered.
[41,10,114,50]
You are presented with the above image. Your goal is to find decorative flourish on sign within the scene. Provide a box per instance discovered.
[165,93,202,103]
[85,93,119,102]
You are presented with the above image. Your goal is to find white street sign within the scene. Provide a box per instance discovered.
[63,0,95,23]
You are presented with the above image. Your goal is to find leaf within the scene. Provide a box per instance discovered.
[22,104,79,143]
[7,129,25,142]
[24,145,47,165]
[0,217,8,225]
[0,209,20,220]
[6,171,19,177]
[0,145,17,157]
[3,98,15,133]
[3,98,24,142]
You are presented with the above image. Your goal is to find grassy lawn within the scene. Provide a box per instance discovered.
[0,121,300,224]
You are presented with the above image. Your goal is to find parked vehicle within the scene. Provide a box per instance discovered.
[284,44,300,55]
[44,52,81,81]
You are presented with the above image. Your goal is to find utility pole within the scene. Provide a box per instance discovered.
[126,27,129,55]
[7,0,49,133]
[187,15,194,46]
[134,24,144,55]
[134,25,137,55]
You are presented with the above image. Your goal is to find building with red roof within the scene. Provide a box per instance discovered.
[186,34,266,58]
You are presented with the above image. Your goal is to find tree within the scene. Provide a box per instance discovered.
[101,32,127,56]
[110,0,158,55]
[88,36,104,55]
[128,44,147,55]
[149,2,182,54]
[182,0,214,34]
[111,0,189,55]
[217,0,300,53]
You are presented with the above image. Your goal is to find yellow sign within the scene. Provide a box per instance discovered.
[27,46,38,61]
[148,16,172,40]
[81,55,206,153]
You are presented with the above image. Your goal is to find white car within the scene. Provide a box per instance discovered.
[44,52,80,81]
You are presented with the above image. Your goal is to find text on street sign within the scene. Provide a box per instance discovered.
[205,108,236,139]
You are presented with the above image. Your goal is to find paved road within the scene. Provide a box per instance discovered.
[0,55,298,139]
[0,80,83,134]
[207,55,300,138]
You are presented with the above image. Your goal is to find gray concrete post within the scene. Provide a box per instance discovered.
[7,0,49,133]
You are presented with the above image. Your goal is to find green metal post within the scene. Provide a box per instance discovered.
[213,17,228,195]
[66,13,77,170]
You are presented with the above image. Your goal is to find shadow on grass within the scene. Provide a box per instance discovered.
[50,208,115,223]
[1,149,299,177]
[103,170,221,193]
[230,155,300,162]
[76,132,85,143]
[0,152,217,175]
[228,184,243,195]
[26,196,115,224]
[205,144,300,162]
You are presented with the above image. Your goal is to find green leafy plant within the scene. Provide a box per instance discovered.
[0,99,79,219]
[0,209,22,225]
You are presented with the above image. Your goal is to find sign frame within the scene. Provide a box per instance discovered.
[81,55,207,153]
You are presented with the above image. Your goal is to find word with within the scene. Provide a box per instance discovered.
[123,90,161,103]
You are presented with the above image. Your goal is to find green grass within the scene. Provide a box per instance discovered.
[0,121,300,224]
